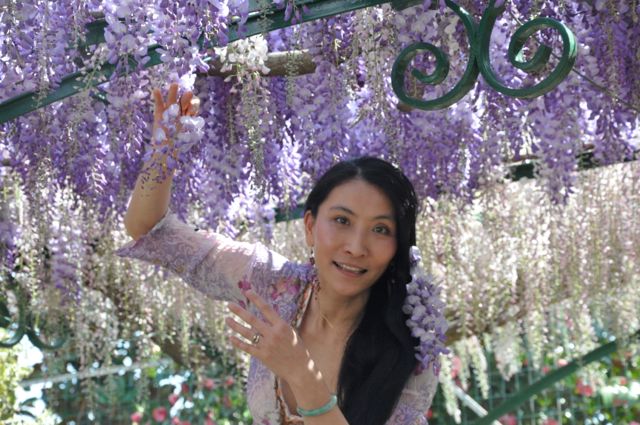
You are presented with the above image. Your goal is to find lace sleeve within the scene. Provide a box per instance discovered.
[386,367,439,425]
[116,211,291,305]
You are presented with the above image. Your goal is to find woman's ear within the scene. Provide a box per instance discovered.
[303,210,315,248]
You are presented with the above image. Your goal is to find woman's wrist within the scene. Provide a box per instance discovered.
[287,363,334,414]
[296,393,337,417]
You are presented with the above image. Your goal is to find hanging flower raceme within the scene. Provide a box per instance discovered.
[0,178,19,274]
[141,102,205,181]
[103,0,154,68]
[403,246,449,374]
[2,0,639,223]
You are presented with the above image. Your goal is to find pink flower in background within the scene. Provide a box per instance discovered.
[575,378,594,397]
[172,418,181,425]
[557,359,568,367]
[181,383,190,394]
[205,418,217,425]
[450,356,461,379]
[152,407,168,422]
[223,394,233,408]
[130,412,143,423]
[629,422,640,425]
[499,414,517,425]
[203,378,216,390]
[612,398,628,407]
[542,419,559,425]
[168,393,179,405]
[224,376,235,387]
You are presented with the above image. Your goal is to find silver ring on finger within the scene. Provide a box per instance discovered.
[251,332,262,346]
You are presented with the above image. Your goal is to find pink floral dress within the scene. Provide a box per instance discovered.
[117,212,438,425]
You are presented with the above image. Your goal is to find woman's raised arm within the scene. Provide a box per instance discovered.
[117,84,302,307]
[123,83,199,240]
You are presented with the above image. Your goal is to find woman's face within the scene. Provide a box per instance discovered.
[304,179,397,298]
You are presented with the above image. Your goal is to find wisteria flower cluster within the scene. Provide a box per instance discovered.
[403,246,450,375]
[219,35,271,76]
[142,103,206,178]
[1,0,639,227]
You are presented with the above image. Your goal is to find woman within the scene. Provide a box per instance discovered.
[119,84,447,425]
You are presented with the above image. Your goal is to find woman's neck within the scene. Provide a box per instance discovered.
[309,283,369,338]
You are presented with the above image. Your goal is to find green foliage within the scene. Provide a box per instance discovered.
[429,338,640,424]
[0,330,30,420]
[39,338,251,424]
[130,365,252,425]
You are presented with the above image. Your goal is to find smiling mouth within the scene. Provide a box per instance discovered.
[333,261,367,274]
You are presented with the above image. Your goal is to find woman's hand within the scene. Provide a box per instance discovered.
[151,83,200,146]
[227,290,349,424]
[226,290,317,384]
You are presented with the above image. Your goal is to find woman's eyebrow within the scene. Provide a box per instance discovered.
[329,206,394,221]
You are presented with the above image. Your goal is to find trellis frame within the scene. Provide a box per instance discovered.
[0,0,577,123]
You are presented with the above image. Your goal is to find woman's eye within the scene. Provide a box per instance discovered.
[335,216,349,225]
[373,225,391,235]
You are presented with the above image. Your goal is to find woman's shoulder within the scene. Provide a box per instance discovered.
[245,248,314,317]
[248,240,312,281]
[401,366,438,396]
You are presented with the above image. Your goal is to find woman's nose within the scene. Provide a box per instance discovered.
[344,229,368,257]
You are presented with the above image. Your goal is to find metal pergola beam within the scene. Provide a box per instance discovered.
[0,0,403,124]
[0,0,577,123]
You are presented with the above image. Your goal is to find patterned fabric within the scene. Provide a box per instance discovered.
[117,212,439,425]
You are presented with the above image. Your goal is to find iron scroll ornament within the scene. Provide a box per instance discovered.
[391,0,578,110]
[0,284,67,350]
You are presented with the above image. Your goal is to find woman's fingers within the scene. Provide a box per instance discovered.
[243,290,281,325]
[228,335,258,355]
[225,316,255,341]
[180,92,193,115]
[153,88,165,117]
[153,84,199,118]
[188,97,200,116]
[227,301,270,334]
[180,93,200,116]
[225,309,261,356]
[167,83,179,106]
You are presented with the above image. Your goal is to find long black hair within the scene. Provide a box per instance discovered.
[304,156,420,425]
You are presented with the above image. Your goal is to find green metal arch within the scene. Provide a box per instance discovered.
[0,280,68,350]
[0,0,398,124]
[473,329,640,425]
[0,0,577,123]
[475,0,578,99]
[390,0,480,110]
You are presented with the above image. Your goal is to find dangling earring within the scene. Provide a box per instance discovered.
[309,248,315,266]
[308,249,333,328]
[309,248,322,296]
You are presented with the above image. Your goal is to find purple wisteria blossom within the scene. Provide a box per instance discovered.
[0,0,637,243]
[403,246,449,375]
